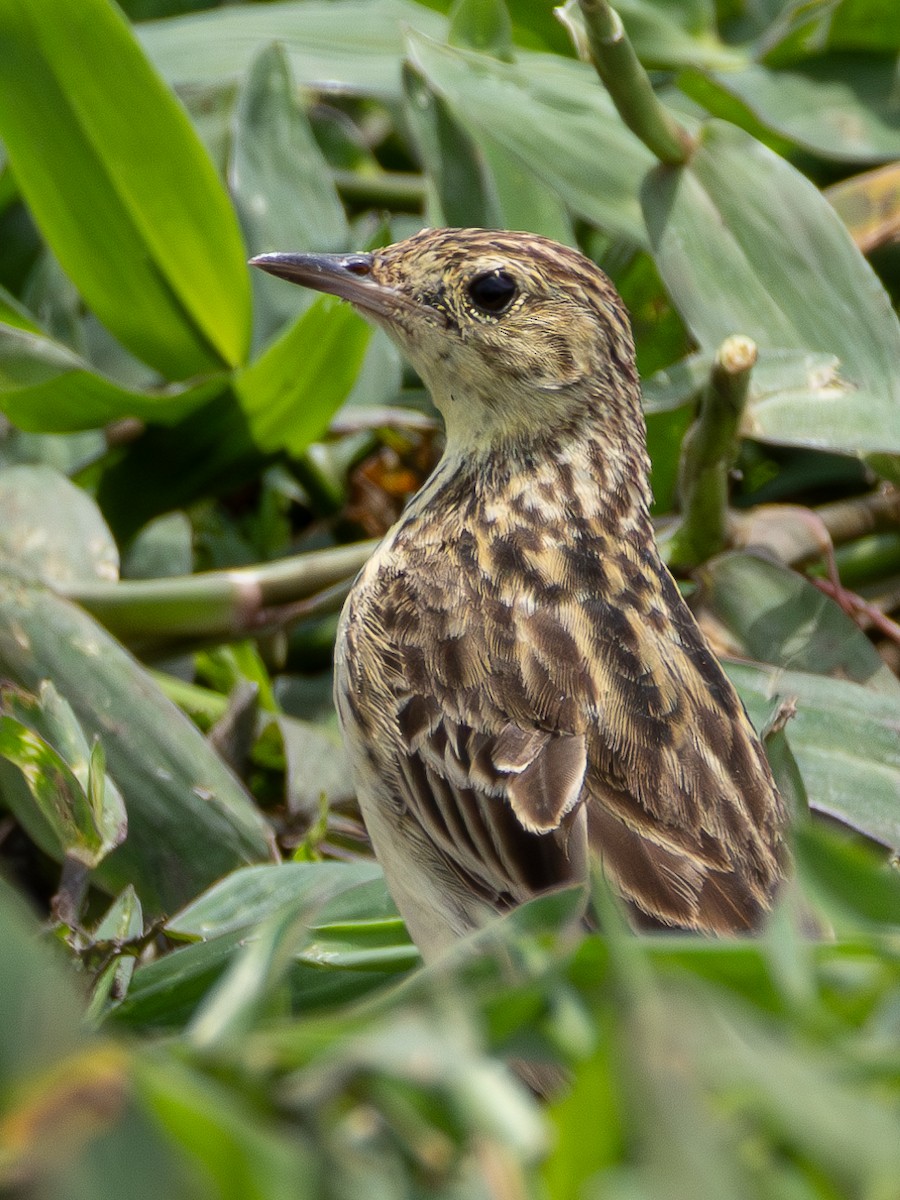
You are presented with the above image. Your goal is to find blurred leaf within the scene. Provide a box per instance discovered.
[0,576,275,912]
[0,465,119,584]
[682,58,900,162]
[229,43,348,346]
[406,32,654,244]
[698,551,900,694]
[0,321,227,432]
[188,889,315,1051]
[0,0,251,379]
[759,0,900,63]
[137,0,448,100]
[644,121,900,454]
[0,879,85,1092]
[448,0,514,61]
[122,514,193,581]
[135,1051,320,1200]
[676,984,900,1196]
[793,820,900,929]
[726,660,900,851]
[826,162,900,254]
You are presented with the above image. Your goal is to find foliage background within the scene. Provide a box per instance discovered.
[1,0,900,1196]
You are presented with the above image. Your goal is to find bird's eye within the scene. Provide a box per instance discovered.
[466,270,518,316]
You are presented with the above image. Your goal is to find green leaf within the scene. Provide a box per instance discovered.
[0,0,251,379]
[86,886,144,1024]
[643,121,900,455]
[234,295,371,458]
[166,862,384,941]
[682,59,900,162]
[229,43,348,346]
[675,984,900,1196]
[726,660,900,852]
[0,320,228,433]
[137,0,448,100]
[0,576,275,912]
[448,0,514,61]
[698,552,900,695]
[0,465,119,585]
[793,821,900,929]
[759,0,900,63]
[405,31,654,244]
[402,61,574,241]
[114,873,403,1032]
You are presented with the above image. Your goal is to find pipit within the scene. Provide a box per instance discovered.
[253,228,786,956]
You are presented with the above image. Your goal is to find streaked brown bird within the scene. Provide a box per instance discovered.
[253,228,786,958]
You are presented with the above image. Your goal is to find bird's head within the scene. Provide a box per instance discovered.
[252,227,641,454]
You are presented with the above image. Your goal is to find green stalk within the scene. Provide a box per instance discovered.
[577,0,693,164]
[60,541,375,646]
[669,335,756,570]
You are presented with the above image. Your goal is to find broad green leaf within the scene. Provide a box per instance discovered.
[698,552,900,695]
[0,321,228,433]
[166,861,384,941]
[234,295,371,458]
[402,61,574,242]
[0,465,119,585]
[138,0,448,99]
[188,890,316,1050]
[643,121,900,454]
[122,514,193,581]
[0,576,275,912]
[229,43,348,346]
[113,867,407,1032]
[0,0,251,379]
[726,660,900,851]
[406,32,653,244]
[682,59,900,162]
[0,284,38,333]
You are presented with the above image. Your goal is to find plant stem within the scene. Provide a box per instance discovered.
[577,0,693,164]
[60,540,375,646]
[669,336,756,570]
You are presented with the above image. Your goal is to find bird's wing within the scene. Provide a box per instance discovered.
[349,559,783,930]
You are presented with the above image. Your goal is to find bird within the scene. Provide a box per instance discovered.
[252,228,786,959]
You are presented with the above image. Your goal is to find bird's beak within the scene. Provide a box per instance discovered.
[249,251,408,321]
